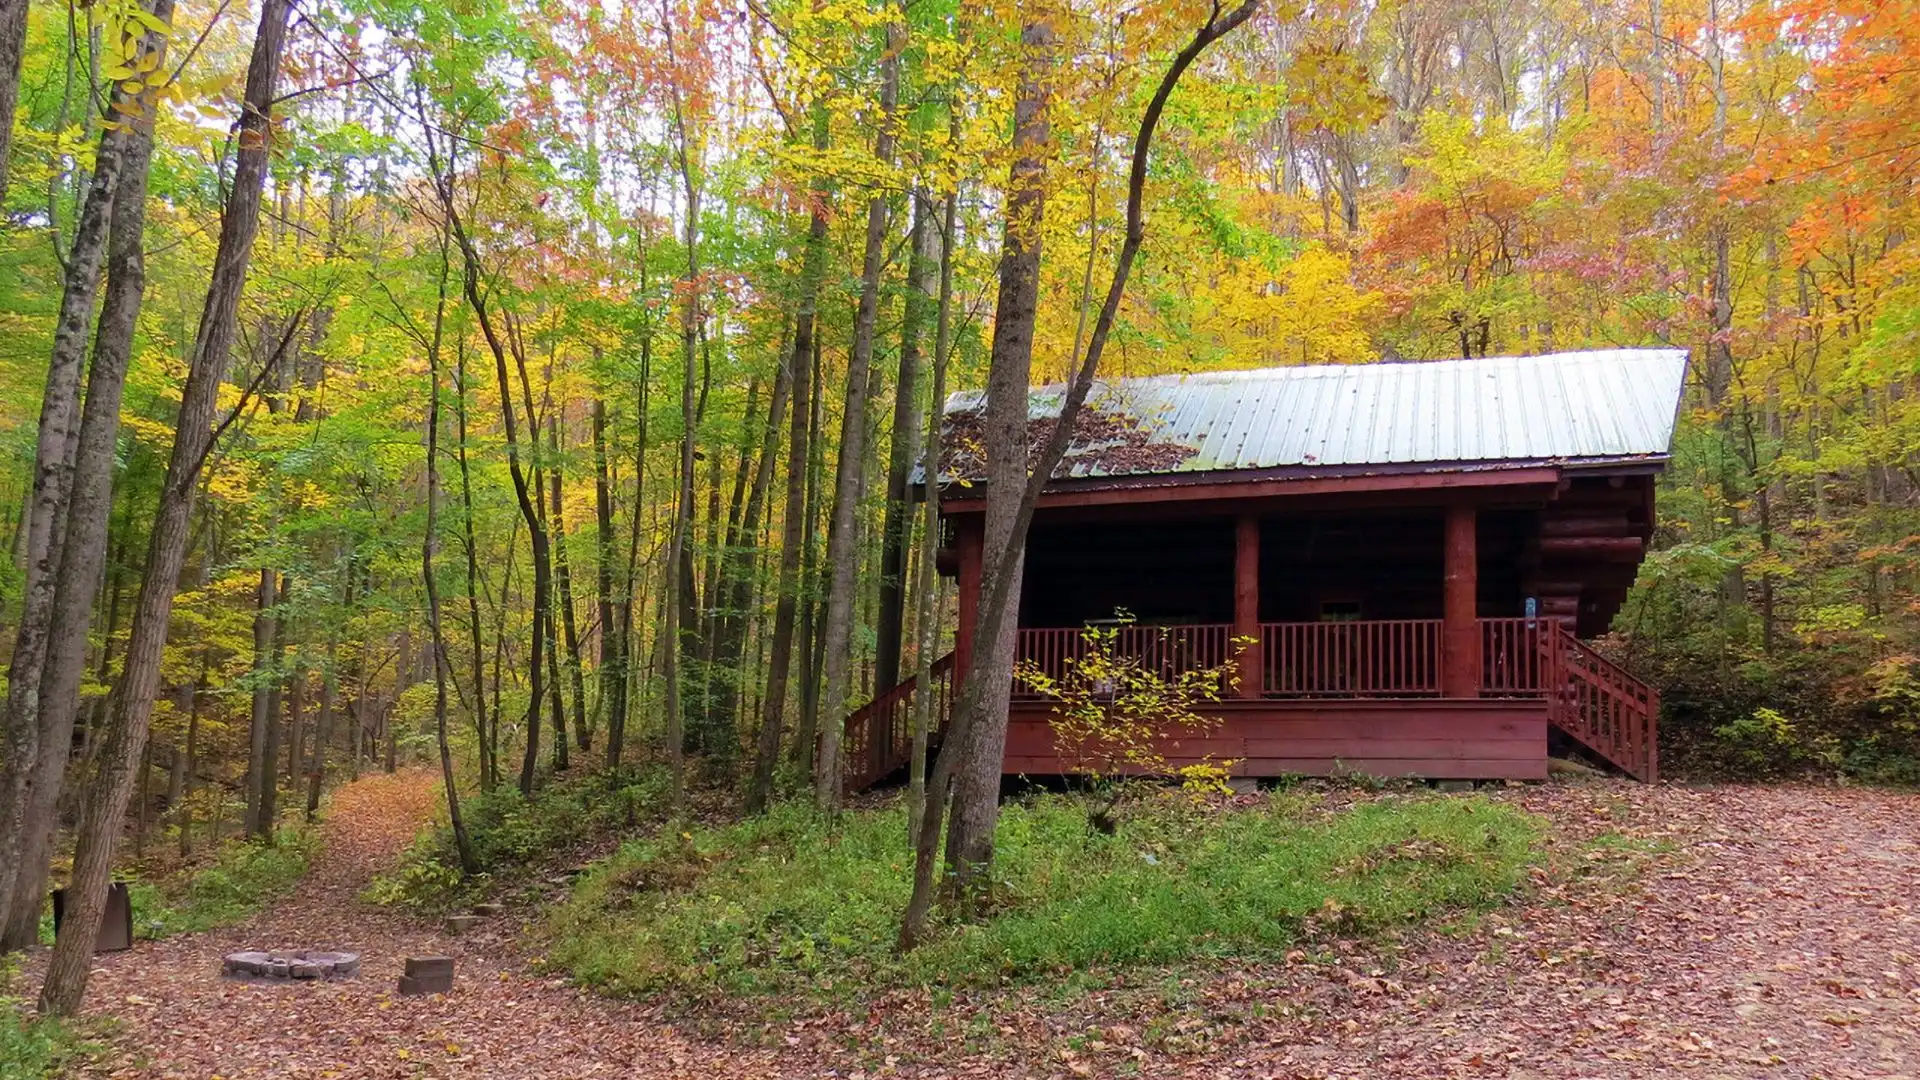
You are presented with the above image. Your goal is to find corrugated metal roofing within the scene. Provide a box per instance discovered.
[939,348,1688,481]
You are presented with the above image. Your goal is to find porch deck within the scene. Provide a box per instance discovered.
[843,617,1658,791]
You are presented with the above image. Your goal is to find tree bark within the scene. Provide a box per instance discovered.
[245,568,278,838]
[39,0,290,1013]
[815,18,903,809]
[0,0,28,210]
[747,166,826,811]
[876,193,936,693]
[0,2,173,948]
[547,414,589,751]
[902,0,1260,945]
[422,238,476,875]
[907,189,957,843]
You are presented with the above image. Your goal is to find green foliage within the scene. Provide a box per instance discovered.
[0,960,102,1078]
[127,828,318,940]
[369,769,672,911]
[546,791,1541,1004]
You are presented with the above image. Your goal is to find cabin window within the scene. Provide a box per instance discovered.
[1318,600,1362,622]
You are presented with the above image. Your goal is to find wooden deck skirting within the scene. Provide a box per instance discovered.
[1006,698,1550,781]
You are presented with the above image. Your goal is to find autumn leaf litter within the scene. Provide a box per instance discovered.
[48,772,1920,1078]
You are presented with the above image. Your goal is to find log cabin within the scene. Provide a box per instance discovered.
[844,348,1687,790]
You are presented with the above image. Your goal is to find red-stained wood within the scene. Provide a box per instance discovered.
[1442,503,1479,697]
[1003,699,1548,781]
[954,519,982,680]
[1234,514,1260,698]
[940,465,1565,514]
[1538,535,1645,560]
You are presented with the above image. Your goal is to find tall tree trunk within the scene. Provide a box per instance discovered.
[876,193,936,693]
[591,394,626,768]
[0,44,142,939]
[245,569,278,838]
[907,189,958,842]
[0,7,173,947]
[548,415,589,751]
[815,20,903,809]
[0,0,27,210]
[794,333,826,773]
[745,194,819,810]
[422,242,476,875]
[902,0,1259,944]
[39,0,290,1013]
[454,339,492,790]
[179,658,205,854]
[305,640,332,819]
[662,48,701,815]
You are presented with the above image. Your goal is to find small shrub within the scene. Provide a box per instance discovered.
[371,768,673,911]
[131,827,317,939]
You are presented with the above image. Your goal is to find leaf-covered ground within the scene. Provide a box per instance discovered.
[42,772,1920,1078]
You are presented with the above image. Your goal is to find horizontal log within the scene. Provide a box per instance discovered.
[1537,536,1645,561]
[1540,515,1635,538]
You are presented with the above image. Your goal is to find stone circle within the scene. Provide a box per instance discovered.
[222,949,360,980]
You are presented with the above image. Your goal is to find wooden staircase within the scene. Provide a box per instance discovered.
[843,652,955,792]
[1544,626,1660,781]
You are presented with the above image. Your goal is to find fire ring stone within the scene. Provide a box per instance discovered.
[222,950,360,981]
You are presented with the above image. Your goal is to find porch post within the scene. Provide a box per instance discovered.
[1234,514,1262,698]
[954,518,983,680]
[1442,503,1480,697]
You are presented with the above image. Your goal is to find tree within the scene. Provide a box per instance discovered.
[40,0,293,1014]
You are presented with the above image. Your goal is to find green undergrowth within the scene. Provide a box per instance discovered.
[369,768,671,912]
[127,827,318,940]
[1,961,103,1079]
[546,790,1543,1005]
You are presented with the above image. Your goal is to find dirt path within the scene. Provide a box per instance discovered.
[1188,783,1920,1080]
[78,770,790,1079]
[72,777,1920,1078]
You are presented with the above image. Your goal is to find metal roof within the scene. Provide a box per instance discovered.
[937,348,1688,482]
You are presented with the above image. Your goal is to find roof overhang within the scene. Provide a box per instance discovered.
[935,459,1618,515]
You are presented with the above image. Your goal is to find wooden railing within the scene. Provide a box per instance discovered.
[1547,630,1659,782]
[1480,617,1550,695]
[845,621,1658,789]
[1011,624,1238,700]
[842,651,955,792]
[1261,619,1441,696]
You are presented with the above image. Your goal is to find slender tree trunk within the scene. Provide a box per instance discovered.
[422,243,476,875]
[306,641,332,819]
[0,54,140,940]
[454,339,493,790]
[591,392,624,764]
[816,20,903,809]
[902,0,1258,944]
[0,8,173,947]
[746,211,818,809]
[40,0,290,1013]
[0,0,28,211]
[548,416,589,751]
[794,334,826,773]
[876,193,936,693]
[179,659,205,854]
[245,569,278,838]
[907,190,957,842]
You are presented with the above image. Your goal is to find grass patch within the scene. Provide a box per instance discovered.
[369,768,671,911]
[125,827,317,940]
[1,961,102,1079]
[547,789,1542,1004]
